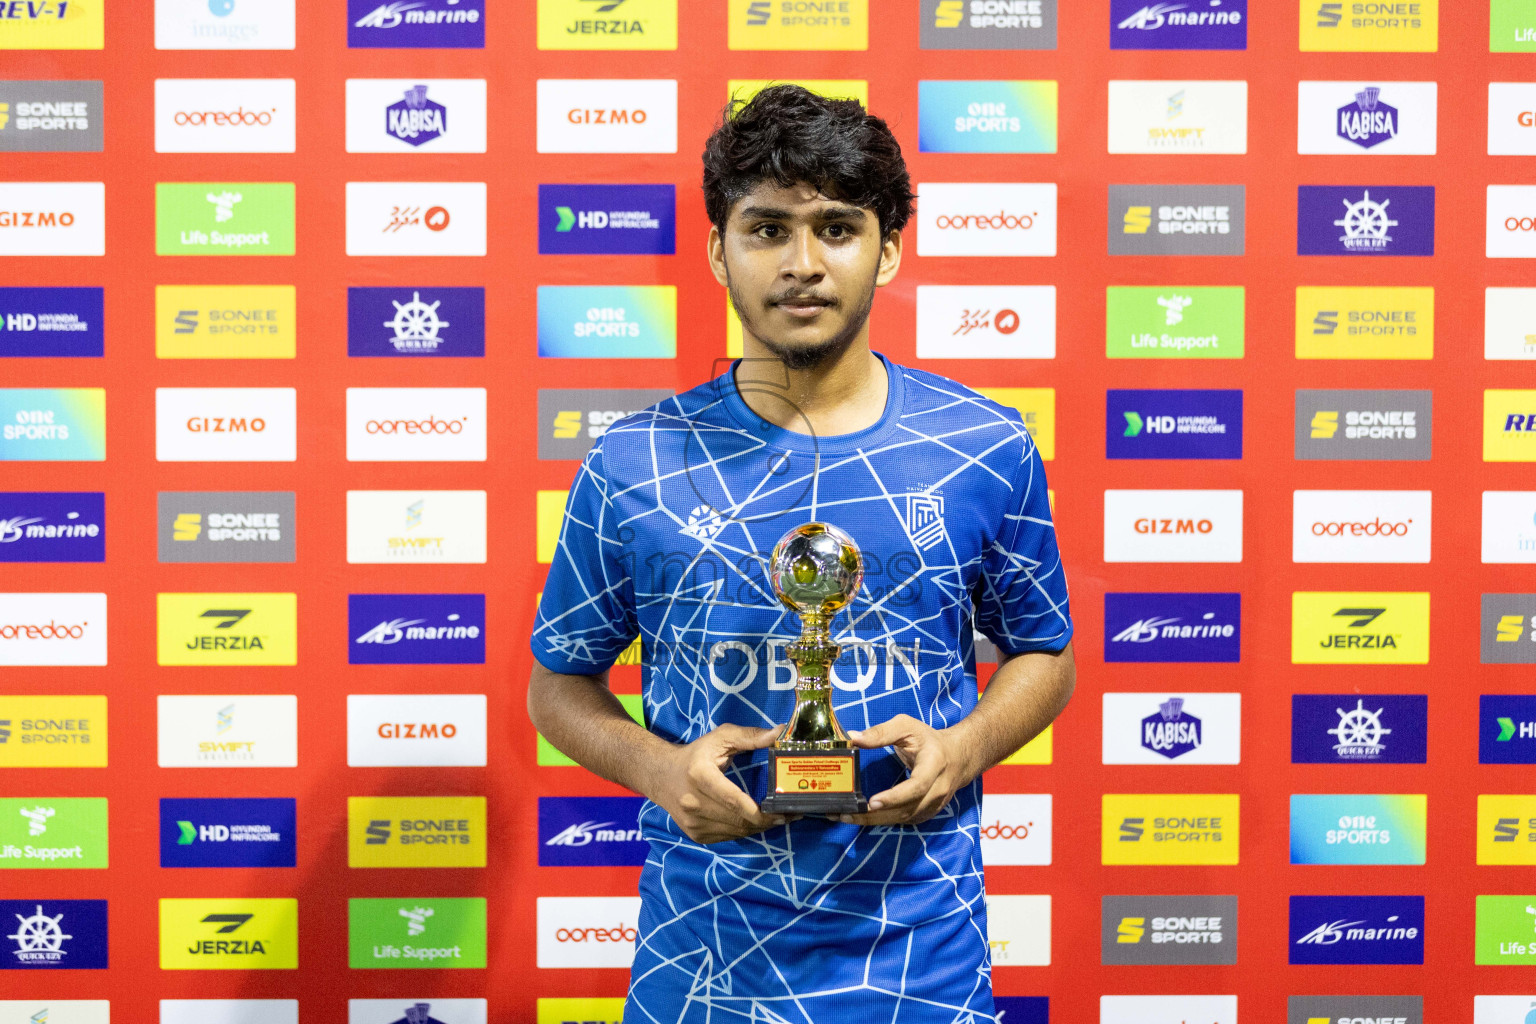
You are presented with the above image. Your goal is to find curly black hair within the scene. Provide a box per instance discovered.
[702,84,915,238]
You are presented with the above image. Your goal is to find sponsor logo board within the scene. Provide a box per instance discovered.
[1101,793,1239,865]
[1477,795,1536,864]
[1292,489,1431,563]
[1103,489,1243,563]
[345,79,486,153]
[0,182,104,256]
[0,695,106,768]
[1104,592,1240,663]
[348,694,487,767]
[1291,694,1428,764]
[1101,894,1237,965]
[156,694,297,768]
[349,593,485,665]
[916,182,1058,257]
[0,900,106,969]
[347,286,484,358]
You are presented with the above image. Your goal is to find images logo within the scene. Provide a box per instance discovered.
[345,181,487,257]
[1103,489,1243,563]
[349,594,485,665]
[1105,285,1244,359]
[0,492,104,563]
[914,285,1056,360]
[1107,79,1248,154]
[1289,895,1423,964]
[1103,692,1241,764]
[727,0,867,49]
[538,184,676,255]
[538,796,648,866]
[1291,592,1429,664]
[1108,184,1245,255]
[536,388,671,461]
[1482,598,1536,666]
[154,182,295,255]
[155,285,295,359]
[1292,694,1427,764]
[1299,0,1437,51]
[1295,286,1434,359]
[0,593,105,667]
[0,81,102,152]
[348,0,485,48]
[536,0,678,49]
[1101,793,1239,865]
[535,78,677,153]
[1480,492,1536,564]
[159,898,297,970]
[917,80,1057,154]
[1295,389,1431,460]
[1292,489,1431,563]
[1104,592,1240,663]
[1298,185,1435,256]
[156,694,297,768]
[0,901,107,969]
[1289,794,1427,865]
[349,897,487,969]
[1107,389,1242,460]
[347,490,487,564]
[920,0,1057,49]
[348,796,486,869]
[537,285,677,358]
[347,286,484,358]
[0,798,107,869]
[1110,0,1246,49]
[1475,895,1536,964]
[155,0,297,49]
[345,79,486,153]
[0,695,106,768]
[977,793,1052,866]
[1100,894,1236,965]
[916,182,1058,257]
[160,798,296,869]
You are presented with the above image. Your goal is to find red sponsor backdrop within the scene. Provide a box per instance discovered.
[3,1,1532,1019]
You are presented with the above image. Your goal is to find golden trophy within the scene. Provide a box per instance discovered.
[759,522,869,815]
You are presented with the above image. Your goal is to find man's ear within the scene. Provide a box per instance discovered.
[707,224,730,287]
[875,228,902,287]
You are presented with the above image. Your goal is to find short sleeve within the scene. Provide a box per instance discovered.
[972,432,1073,655]
[530,438,640,675]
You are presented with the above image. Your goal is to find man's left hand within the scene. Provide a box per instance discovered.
[835,715,973,826]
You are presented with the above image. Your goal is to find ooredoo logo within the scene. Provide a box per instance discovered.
[1293,490,1431,563]
[1104,489,1243,562]
[155,79,295,153]
[0,593,106,666]
[536,79,677,153]
[536,896,642,968]
[155,388,296,463]
[1489,185,1536,258]
[916,182,1058,256]
[978,793,1052,865]
[346,388,487,462]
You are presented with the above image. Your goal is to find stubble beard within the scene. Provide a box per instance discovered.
[726,266,878,372]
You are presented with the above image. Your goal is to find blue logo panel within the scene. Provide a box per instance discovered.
[1110,0,1247,49]
[1289,895,1424,964]
[347,0,484,47]
[0,288,104,358]
[538,184,676,255]
[160,798,297,868]
[346,287,485,357]
[536,285,677,359]
[0,492,105,562]
[1297,186,1435,257]
[993,997,1049,1023]
[1104,592,1240,663]
[348,593,486,665]
[0,899,107,968]
[1480,695,1536,764]
[537,796,648,866]
[1292,695,1427,764]
[1106,389,1243,459]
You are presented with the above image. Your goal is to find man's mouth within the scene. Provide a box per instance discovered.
[773,296,835,315]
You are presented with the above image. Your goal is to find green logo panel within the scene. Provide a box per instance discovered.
[0,797,107,868]
[155,182,296,256]
[348,897,487,969]
[1106,286,1245,359]
[1492,0,1536,52]
[1476,895,1536,964]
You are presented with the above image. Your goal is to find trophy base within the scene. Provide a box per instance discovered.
[760,747,868,817]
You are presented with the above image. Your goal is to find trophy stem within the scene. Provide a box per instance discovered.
[777,610,852,749]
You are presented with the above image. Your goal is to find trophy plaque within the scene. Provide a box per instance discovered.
[759,522,869,816]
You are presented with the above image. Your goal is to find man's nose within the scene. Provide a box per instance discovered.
[781,227,825,279]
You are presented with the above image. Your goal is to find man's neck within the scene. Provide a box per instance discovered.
[733,337,889,438]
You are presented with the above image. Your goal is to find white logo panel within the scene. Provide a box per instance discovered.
[1102,692,1241,765]
[1297,81,1438,155]
[345,79,488,153]
[535,79,678,154]
[536,896,643,969]
[978,794,1052,866]
[915,286,1055,359]
[1292,490,1432,563]
[1482,491,1536,564]
[1488,185,1536,258]
[0,593,106,666]
[346,387,487,462]
[915,183,1058,257]
[0,182,105,256]
[345,182,487,257]
[154,79,296,153]
[1108,80,1248,154]
[1101,996,1236,1024]
[154,0,297,50]
[985,894,1051,966]
[1486,288,1536,360]
[1488,83,1536,156]
[0,1003,111,1024]
[346,490,487,564]
[347,694,487,767]
[156,695,298,768]
[155,388,297,462]
[1103,489,1244,563]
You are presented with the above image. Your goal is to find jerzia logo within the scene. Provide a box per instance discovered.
[159,898,298,969]
[1291,591,1428,664]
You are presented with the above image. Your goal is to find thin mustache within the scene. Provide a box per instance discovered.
[768,293,837,307]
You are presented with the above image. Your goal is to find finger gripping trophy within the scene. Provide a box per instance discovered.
[760,522,870,815]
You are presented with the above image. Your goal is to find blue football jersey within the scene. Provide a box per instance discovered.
[532,353,1072,1023]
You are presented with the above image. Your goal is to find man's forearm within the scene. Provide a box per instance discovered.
[526,664,674,797]
[944,644,1076,783]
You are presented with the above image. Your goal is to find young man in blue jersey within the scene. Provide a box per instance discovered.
[529,84,1075,1023]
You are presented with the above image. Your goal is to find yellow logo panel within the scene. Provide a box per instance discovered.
[156,593,298,667]
[1299,0,1437,52]
[728,0,868,50]
[159,898,298,970]
[0,0,103,49]
[1295,287,1433,359]
[729,79,869,107]
[977,388,1055,460]
[347,796,487,868]
[1291,592,1429,664]
[536,490,567,564]
[1000,724,1052,765]
[1484,390,1536,462]
[537,0,677,49]
[538,999,626,1024]
[1101,794,1240,865]
[1477,795,1536,865]
[156,286,296,360]
[0,695,106,767]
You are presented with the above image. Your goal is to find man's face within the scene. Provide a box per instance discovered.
[709,180,901,369]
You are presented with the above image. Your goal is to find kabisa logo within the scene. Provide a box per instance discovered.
[1474,895,1536,965]
[1107,389,1242,460]
[538,183,676,255]
[1337,85,1400,150]
[1481,694,1536,764]
[155,592,297,667]
[921,0,1057,50]
[1291,694,1427,764]
[157,492,295,564]
[1288,996,1422,1024]
[1289,895,1424,964]
[0,286,102,358]
[1297,185,1435,257]
[0,492,104,563]
[1298,80,1437,155]
[1483,596,1536,666]
[1104,592,1240,662]
[535,0,679,50]
[0,81,102,152]
[0,797,107,868]
[1103,692,1240,765]
[536,285,678,358]
[537,387,670,460]
[349,897,487,969]
[916,81,1058,155]
[348,0,485,48]
[1101,894,1237,966]
[386,84,446,146]
[727,0,868,50]
[159,797,296,868]
[1101,794,1239,865]
[1289,794,1428,865]
[1295,389,1432,461]
[1110,0,1246,49]
[538,796,647,866]
[349,594,486,665]
[347,287,485,358]
[1109,184,1245,255]
[159,898,298,970]
[1141,697,1201,759]
[351,1000,489,1024]
[1477,795,1536,864]
[0,695,106,769]
[1290,591,1429,664]
[348,797,486,869]
[1,900,107,969]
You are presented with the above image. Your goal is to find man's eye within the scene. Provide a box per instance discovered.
[824,224,850,238]
[756,224,782,238]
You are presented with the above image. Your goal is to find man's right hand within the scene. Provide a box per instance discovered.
[647,723,789,845]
